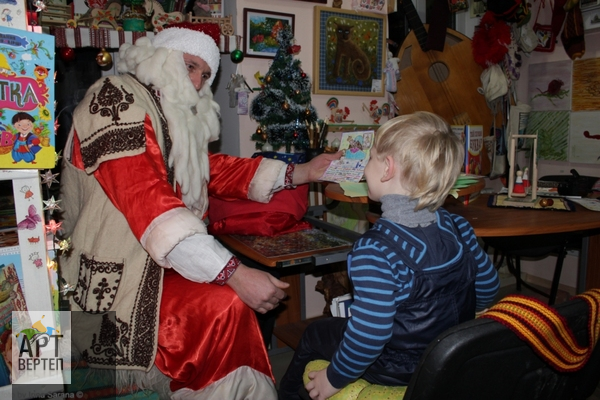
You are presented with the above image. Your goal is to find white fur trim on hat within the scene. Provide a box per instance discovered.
[152,27,220,86]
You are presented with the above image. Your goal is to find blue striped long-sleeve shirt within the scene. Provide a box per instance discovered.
[327,208,500,388]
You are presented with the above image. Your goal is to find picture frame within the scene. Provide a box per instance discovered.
[533,23,555,53]
[580,0,600,10]
[243,8,295,59]
[209,0,223,18]
[313,6,387,96]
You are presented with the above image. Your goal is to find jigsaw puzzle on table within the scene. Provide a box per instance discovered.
[231,229,352,258]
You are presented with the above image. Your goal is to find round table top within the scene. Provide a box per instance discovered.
[323,178,486,204]
[323,181,600,237]
[443,196,600,237]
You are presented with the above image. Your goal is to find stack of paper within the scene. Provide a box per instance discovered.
[448,174,482,199]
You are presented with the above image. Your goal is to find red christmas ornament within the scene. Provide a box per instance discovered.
[287,45,301,55]
[59,47,76,63]
[301,72,306,78]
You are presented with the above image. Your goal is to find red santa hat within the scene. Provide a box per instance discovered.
[152,22,221,86]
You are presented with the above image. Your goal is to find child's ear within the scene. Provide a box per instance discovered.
[381,155,395,182]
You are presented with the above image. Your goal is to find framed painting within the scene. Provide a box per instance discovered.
[313,6,387,96]
[243,9,295,59]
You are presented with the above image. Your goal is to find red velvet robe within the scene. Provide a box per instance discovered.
[70,117,274,392]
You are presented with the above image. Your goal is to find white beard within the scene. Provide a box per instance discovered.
[117,39,221,216]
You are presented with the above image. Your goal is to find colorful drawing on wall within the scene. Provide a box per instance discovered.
[572,58,600,111]
[526,111,569,161]
[0,26,55,168]
[528,60,572,111]
[243,9,294,59]
[569,111,600,164]
[0,0,27,30]
[313,6,386,96]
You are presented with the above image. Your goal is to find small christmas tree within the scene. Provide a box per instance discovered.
[250,25,318,153]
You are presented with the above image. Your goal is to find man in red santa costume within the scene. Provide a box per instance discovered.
[59,22,340,399]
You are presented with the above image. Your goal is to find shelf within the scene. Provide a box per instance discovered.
[48,26,241,52]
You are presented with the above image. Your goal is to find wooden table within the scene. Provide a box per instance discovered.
[324,182,600,292]
[216,225,356,347]
[323,179,486,204]
[443,196,600,292]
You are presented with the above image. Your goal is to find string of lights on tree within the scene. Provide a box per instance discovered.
[249,25,318,153]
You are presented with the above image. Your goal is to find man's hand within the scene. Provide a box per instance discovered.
[227,264,289,313]
[292,152,343,185]
[305,368,340,400]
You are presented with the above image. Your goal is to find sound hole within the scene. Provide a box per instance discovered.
[428,62,449,83]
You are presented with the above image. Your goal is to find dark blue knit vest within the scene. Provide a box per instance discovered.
[359,218,477,386]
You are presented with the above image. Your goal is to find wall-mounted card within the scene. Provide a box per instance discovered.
[320,130,374,183]
[0,0,28,30]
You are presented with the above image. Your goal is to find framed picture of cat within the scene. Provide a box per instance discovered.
[243,9,295,59]
[313,6,387,96]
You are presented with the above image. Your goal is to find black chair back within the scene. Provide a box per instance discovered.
[403,296,600,400]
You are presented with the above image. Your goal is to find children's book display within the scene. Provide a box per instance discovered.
[320,130,374,183]
[0,26,55,169]
[0,25,61,396]
[0,246,29,386]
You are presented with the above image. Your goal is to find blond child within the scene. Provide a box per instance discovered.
[279,112,500,400]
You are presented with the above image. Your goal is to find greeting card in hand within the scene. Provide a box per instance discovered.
[320,130,374,183]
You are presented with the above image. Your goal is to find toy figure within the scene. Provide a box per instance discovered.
[363,100,390,124]
[327,97,351,123]
[523,167,530,189]
[513,170,525,194]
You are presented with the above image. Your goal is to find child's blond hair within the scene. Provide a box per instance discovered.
[373,111,464,211]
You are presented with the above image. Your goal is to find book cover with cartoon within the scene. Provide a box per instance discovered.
[0,26,55,168]
[464,125,483,176]
[0,261,28,385]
